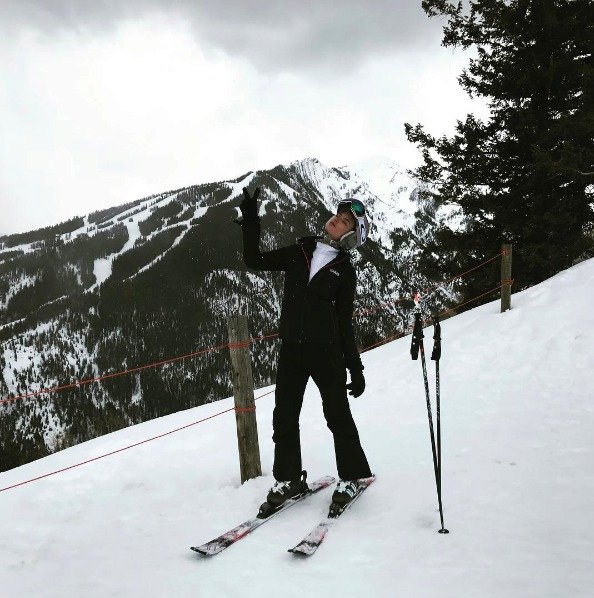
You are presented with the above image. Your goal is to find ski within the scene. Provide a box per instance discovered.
[191,475,335,556]
[288,475,375,557]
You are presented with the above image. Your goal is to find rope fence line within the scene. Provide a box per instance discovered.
[359,282,507,353]
[353,250,503,318]
[0,389,275,493]
[0,332,280,406]
[0,309,442,493]
[354,297,408,317]
[0,280,507,494]
[1,250,502,407]
[360,329,409,351]
[432,252,503,289]
[436,283,511,320]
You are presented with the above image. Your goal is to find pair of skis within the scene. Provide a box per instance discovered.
[190,474,375,557]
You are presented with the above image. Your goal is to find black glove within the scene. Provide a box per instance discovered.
[346,368,365,398]
[240,186,260,219]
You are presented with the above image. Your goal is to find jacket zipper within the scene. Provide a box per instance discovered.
[299,244,346,286]
[298,243,347,342]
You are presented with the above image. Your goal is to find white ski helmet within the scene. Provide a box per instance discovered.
[336,198,370,250]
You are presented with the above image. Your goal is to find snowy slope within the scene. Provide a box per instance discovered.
[1,258,593,597]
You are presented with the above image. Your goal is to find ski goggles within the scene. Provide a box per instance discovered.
[337,198,365,217]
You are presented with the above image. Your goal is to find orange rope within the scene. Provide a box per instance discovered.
[0,280,502,493]
[436,284,504,319]
[0,405,235,493]
[0,388,275,493]
[360,283,505,353]
[0,250,503,406]
[361,330,408,351]
[1,333,279,405]
[430,252,503,289]
[354,250,503,318]
[228,341,251,350]
[354,297,409,317]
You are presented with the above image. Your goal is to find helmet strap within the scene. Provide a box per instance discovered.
[320,233,342,250]
[338,231,357,251]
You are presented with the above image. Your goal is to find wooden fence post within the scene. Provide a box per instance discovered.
[501,243,513,312]
[226,315,262,484]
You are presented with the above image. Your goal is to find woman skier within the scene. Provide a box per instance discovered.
[237,186,372,507]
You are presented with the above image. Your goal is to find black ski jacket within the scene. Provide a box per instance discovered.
[241,216,363,371]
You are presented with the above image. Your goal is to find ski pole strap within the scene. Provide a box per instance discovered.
[431,315,441,361]
[410,313,423,361]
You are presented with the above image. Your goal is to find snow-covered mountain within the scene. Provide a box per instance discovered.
[1,255,592,597]
[0,157,450,471]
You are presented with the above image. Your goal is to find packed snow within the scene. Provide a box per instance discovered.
[0,257,593,597]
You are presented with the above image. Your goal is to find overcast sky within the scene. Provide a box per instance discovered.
[0,0,488,236]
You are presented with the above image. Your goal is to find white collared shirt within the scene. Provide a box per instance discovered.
[309,241,339,281]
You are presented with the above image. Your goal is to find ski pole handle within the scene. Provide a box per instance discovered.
[410,313,423,360]
[431,315,441,361]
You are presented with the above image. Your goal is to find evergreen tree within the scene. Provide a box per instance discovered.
[406,0,594,298]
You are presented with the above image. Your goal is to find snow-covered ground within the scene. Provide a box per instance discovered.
[1,258,593,597]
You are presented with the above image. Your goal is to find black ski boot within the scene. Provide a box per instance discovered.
[258,471,308,518]
[331,480,360,505]
[267,470,308,505]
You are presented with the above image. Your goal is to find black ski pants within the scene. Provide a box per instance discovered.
[272,340,372,482]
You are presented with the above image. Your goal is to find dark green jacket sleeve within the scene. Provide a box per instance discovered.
[336,266,364,371]
[241,216,293,271]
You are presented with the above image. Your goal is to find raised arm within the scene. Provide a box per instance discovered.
[238,186,293,271]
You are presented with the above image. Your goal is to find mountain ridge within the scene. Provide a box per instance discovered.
[0,157,456,471]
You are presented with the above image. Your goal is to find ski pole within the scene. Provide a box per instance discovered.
[410,311,449,534]
[431,315,448,534]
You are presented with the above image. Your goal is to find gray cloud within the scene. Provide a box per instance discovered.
[1,0,443,75]
[0,1,476,237]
